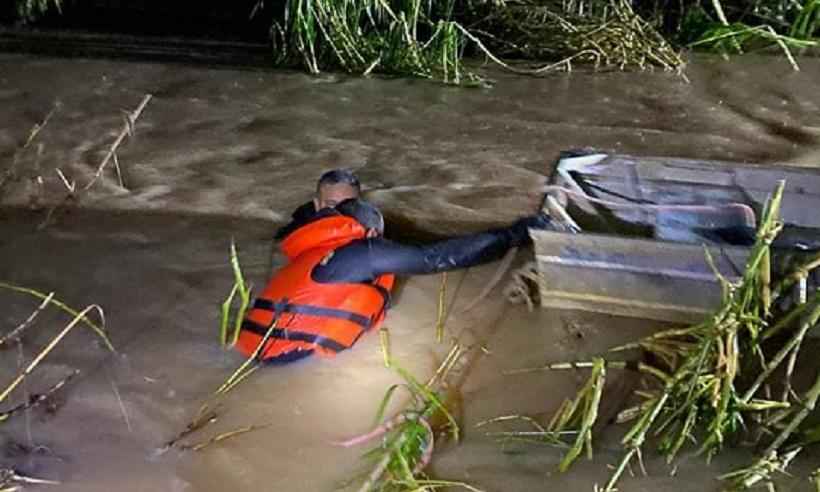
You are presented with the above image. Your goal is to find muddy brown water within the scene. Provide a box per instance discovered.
[1,52,819,491]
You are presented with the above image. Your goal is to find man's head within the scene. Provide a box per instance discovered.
[335,198,384,238]
[314,169,361,211]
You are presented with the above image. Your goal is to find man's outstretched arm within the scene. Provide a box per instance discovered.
[313,214,553,283]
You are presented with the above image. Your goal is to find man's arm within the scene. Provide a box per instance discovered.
[313,215,552,283]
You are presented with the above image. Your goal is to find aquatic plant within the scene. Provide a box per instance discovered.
[479,358,607,469]
[219,240,252,348]
[791,0,820,39]
[680,0,819,69]
[689,21,816,70]
[336,344,481,492]
[498,182,820,491]
[271,0,479,84]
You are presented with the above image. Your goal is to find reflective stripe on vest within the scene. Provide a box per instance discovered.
[252,298,373,330]
[240,319,348,354]
[245,298,374,354]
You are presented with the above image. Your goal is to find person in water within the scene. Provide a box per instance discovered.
[274,168,362,240]
[237,194,554,364]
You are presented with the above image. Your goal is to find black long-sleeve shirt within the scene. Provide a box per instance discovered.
[276,202,545,284]
[313,228,526,283]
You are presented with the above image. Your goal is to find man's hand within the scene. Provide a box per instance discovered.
[509,212,555,245]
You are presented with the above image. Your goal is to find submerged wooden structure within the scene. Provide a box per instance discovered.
[533,151,820,323]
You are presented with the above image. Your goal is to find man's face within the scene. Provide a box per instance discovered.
[314,182,359,211]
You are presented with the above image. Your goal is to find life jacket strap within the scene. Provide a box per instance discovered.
[371,283,392,310]
[241,319,348,353]
[253,299,374,329]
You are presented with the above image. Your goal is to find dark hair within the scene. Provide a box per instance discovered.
[317,169,361,193]
[335,198,384,234]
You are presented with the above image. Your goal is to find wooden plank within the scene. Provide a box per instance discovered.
[532,229,749,323]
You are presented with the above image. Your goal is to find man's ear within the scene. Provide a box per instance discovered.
[313,197,320,211]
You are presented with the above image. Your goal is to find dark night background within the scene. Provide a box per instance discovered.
[0,1,284,65]
[1,1,277,41]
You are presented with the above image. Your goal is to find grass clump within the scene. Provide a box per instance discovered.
[469,0,686,73]
[479,358,608,470]
[272,0,480,85]
[682,0,819,69]
[337,344,482,492]
[13,0,61,21]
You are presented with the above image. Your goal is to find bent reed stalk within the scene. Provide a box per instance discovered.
[1,297,112,433]
[0,304,105,406]
[338,344,482,492]
[0,283,114,352]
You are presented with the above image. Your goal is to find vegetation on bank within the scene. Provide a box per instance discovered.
[11,0,820,83]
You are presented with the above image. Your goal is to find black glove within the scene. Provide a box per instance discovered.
[509,212,554,246]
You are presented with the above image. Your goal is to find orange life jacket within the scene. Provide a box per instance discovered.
[236,214,394,361]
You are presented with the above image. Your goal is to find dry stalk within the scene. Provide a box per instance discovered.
[0,469,60,489]
[742,297,820,403]
[181,423,271,452]
[0,283,114,352]
[1,101,60,194]
[38,94,152,229]
[435,272,448,343]
[765,370,820,455]
[503,261,540,311]
[0,292,54,348]
[379,327,391,368]
[458,245,518,315]
[356,433,408,492]
[0,369,79,423]
[108,373,132,433]
[84,94,152,191]
[161,403,221,451]
[0,305,103,406]
[719,448,801,491]
[469,0,685,76]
